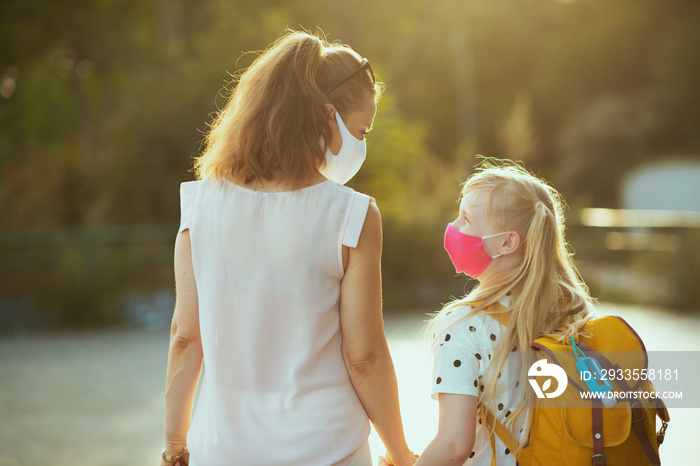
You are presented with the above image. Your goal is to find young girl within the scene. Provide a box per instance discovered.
[383,161,594,465]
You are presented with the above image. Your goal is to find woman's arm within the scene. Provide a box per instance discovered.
[161,230,203,465]
[340,202,415,466]
[413,393,478,465]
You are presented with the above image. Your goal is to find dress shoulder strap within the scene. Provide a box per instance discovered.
[341,192,371,248]
[178,180,200,233]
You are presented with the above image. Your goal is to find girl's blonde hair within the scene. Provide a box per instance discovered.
[194,30,383,187]
[429,159,594,454]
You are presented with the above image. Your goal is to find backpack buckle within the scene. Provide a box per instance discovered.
[657,420,668,444]
[591,453,607,466]
[631,405,644,422]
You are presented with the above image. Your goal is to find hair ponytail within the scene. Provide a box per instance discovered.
[194,30,381,187]
[518,200,559,334]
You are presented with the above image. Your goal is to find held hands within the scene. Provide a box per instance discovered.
[379,451,418,466]
[160,453,189,466]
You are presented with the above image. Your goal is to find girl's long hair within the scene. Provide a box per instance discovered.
[428,159,595,455]
[194,30,382,187]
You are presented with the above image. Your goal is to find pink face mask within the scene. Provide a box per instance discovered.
[444,223,509,278]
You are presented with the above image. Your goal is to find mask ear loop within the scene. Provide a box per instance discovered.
[481,231,510,259]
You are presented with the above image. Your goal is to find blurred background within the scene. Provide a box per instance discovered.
[1,0,699,464]
[1,0,700,329]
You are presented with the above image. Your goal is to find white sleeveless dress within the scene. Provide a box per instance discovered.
[178,179,372,466]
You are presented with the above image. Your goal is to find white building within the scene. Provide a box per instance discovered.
[622,158,700,211]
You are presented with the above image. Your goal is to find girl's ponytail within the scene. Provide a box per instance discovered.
[517,199,560,338]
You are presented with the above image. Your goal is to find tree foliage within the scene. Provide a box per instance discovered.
[1,0,699,323]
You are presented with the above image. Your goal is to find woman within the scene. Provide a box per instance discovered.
[159,31,416,466]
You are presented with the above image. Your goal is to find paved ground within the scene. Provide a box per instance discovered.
[0,303,698,465]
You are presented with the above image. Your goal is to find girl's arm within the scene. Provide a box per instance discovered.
[414,393,478,466]
[340,202,415,466]
[161,230,203,465]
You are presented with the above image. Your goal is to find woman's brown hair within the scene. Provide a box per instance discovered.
[194,30,382,187]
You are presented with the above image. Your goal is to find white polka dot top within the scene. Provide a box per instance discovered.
[178,179,372,466]
[430,297,528,465]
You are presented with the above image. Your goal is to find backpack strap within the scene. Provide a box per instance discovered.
[483,407,519,466]
[591,401,607,466]
[488,426,496,466]
[630,401,662,466]
[480,303,517,465]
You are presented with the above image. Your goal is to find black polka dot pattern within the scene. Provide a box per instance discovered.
[505,448,511,455]
[469,451,475,458]
[431,309,520,420]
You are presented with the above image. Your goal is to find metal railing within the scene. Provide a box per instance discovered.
[573,208,700,309]
[0,224,178,272]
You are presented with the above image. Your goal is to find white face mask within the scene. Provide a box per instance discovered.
[319,111,367,185]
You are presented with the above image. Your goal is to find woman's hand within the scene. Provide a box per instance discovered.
[160,444,189,466]
[379,451,418,466]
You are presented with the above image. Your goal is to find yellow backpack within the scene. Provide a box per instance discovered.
[484,314,670,466]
